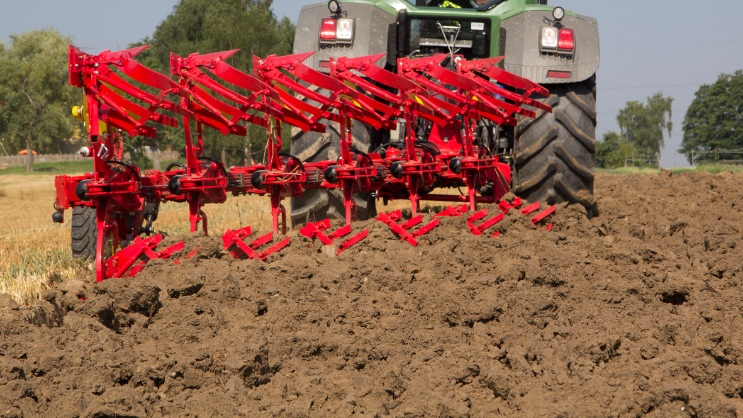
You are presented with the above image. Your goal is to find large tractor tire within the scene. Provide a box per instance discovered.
[513,77,596,213]
[290,121,378,227]
[71,206,97,260]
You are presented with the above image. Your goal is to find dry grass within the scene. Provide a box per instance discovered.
[0,174,279,306]
[0,172,444,307]
[0,175,84,304]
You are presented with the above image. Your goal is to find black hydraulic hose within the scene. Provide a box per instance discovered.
[198,156,229,177]
[279,152,307,173]
[349,148,375,167]
[107,160,142,184]
[415,140,441,156]
[373,141,406,154]
[166,162,186,171]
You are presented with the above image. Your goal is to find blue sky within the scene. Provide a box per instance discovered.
[2,0,742,168]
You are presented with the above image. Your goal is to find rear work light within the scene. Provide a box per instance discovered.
[540,27,558,50]
[319,18,355,44]
[320,18,337,41]
[336,18,354,42]
[540,26,575,54]
[558,28,574,51]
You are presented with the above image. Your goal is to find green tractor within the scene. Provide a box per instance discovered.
[290,0,599,224]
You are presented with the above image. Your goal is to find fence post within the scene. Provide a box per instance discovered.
[25,142,33,173]
[153,146,161,171]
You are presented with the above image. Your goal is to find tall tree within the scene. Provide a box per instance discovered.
[616,92,673,163]
[680,70,743,164]
[0,29,78,171]
[595,131,637,169]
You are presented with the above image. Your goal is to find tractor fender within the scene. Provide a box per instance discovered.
[500,10,599,84]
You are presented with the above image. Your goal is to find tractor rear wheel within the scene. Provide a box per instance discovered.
[513,77,596,213]
[71,206,97,260]
[289,121,378,227]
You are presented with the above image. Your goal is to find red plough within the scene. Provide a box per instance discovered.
[222,227,291,261]
[299,220,369,256]
[104,235,185,278]
[376,211,441,247]
[467,198,557,237]
[53,45,554,281]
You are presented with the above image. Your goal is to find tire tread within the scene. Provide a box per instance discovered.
[514,78,596,211]
[71,206,96,260]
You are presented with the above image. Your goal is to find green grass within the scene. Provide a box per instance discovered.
[0,160,93,176]
[0,159,187,176]
[597,167,660,175]
[686,164,743,174]
[598,165,743,175]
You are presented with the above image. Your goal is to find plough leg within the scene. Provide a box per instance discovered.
[270,186,284,235]
[95,201,110,283]
[188,194,207,234]
[467,174,477,212]
[343,180,355,225]
[409,176,420,216]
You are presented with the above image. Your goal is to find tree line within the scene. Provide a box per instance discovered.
[596,92,673,169]
[597,70,743,169]
[680,70,743,165]
[0,0,294,171]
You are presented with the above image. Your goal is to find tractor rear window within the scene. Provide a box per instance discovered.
[402,0,518,9]
[403,0,475,7]
[408,18,492,59]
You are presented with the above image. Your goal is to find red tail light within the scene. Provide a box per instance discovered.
[320,18,337,41]
[547,70,571,79]
[558,28,574,51]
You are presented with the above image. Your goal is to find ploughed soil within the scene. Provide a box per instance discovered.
[2,171,743,417]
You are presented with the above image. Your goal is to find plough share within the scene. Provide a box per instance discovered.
[53,45,555,281]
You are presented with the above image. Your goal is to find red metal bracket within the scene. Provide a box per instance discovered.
[299,219,369,255]
[435,204,470,218]
[530,205,556,231]
[104,235,185,279]
[222,226,290,260]
[376,210,440,247]
[467,208,509,238]
[516,200,556,230]
[467,197,521,237]
[467,199,556,237]
[173,248,200,265]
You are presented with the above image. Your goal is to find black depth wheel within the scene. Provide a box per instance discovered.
[71,206,97,260]
[71,206,114,261]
